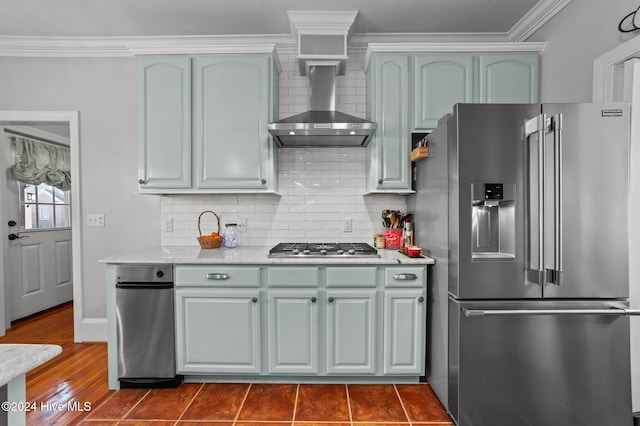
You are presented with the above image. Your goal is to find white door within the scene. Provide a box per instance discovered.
[2,127,73,321]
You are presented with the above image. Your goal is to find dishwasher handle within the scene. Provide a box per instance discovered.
[463,307,640,317]
[116,282,174,290]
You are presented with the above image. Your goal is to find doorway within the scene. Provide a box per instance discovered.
[3,125,73,321]
[0,111,81,339]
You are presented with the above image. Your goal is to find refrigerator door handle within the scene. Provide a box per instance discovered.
[463,307,628,317]
[524,114,548,285]
[546,113,564,286]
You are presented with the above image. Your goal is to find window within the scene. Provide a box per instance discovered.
[19,183,71,229]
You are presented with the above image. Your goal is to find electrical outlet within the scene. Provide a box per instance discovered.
[343,218,352,233]
[87,214,105,227]
[164,217,173,232]
[238,218,247,232]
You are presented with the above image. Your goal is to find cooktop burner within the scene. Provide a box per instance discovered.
[268,242,380,258]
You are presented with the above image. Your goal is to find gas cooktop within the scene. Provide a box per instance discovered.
[268,242,380,258]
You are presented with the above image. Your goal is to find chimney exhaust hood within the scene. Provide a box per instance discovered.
[267,11,377,148]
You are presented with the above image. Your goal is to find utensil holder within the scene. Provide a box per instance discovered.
[384,228,404,249]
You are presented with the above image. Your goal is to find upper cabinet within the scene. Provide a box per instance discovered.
[366,54,412,193]
[413,54,474,130]
[138,51,279,194]
[477,53,539,104]
[138,56,192,189]
[365,45,541,193]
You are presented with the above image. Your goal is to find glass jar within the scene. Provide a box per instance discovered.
[223,223,239,248]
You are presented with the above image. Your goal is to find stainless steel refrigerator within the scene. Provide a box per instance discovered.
[409,103,637,425]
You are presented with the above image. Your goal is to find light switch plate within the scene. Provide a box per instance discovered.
[87,214,105,227]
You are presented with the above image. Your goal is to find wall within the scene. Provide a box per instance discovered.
[529,0,639,102]
[0,57,161,321]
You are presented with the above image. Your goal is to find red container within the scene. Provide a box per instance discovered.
[384,228,404,249]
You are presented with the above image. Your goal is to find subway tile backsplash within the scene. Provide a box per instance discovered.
[160,51,406,247]
[160,147,407,247]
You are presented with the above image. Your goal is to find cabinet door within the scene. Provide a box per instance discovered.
[138,56,191,189]
[176,289,261,374]
[267,290,319,374]
[383,290,425,375]
[193,55,275,191]
[478,53,539,103]
[326,290,377,374]
[367,54,411,192]
[414,54,474,129]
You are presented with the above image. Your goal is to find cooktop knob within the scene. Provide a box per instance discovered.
[320,249,328,255]
[348,249,356,255]
[292,248,299,254]
[303,249,311,255]
[337,249,344,255]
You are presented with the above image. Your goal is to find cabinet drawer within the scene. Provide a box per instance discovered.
[326,267,377,288]
[267,267,318,287]
[384,267,425,288]
[175,266,260,287]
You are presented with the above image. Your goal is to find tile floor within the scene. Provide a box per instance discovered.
[79,382,453,425]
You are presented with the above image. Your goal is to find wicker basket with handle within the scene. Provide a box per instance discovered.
[197,210,223,249]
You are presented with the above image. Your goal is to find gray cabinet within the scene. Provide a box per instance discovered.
[326,290,377,374]
[138,53,278,193]
[383,289,426,375]
[413,54,474,130]
[267,290,319,374]
[193,55,277,191]
[175,288,261,374]
[478,53,539,103]
[138,56,191,189]
[366,54,412,193]
[366,49,539,193]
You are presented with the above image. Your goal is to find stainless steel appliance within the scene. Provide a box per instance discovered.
[268,242,379,258]
[267,65,376,147]
[115,264,182,388]
[409,103,638,425]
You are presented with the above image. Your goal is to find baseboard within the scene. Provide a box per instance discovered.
[75,317,107,342]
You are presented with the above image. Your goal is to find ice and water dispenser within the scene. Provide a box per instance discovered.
[471,183,516,260]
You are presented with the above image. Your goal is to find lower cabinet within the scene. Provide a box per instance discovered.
[175,288,261,374]
[267,290,319,374]
[383,290,426,374]
[326,290,377,374]
[174,265,427,378]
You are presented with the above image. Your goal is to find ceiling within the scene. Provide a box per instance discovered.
[1,0,542,38]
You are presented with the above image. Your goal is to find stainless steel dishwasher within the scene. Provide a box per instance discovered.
[115,264,182,388]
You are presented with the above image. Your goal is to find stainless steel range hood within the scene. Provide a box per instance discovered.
[268,64,376,147]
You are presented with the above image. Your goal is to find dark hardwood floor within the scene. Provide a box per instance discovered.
[0,303,452,425]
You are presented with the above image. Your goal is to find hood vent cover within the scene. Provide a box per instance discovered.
[267,11,377,147]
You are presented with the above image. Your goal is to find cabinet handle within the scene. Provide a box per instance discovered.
[311,297,317,303]
[418,296,424,303]
[393,273,418,281]
[206,273,230,280]
[251,297,258,303]
[378,178,384,184]
[261,179,267,184]
[138,179,147,185]
[328,297,334,303]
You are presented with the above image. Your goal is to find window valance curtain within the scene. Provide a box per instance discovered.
[11,135,71,191]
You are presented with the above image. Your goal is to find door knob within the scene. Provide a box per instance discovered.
[8,233,28,241]
[8,220,16,227]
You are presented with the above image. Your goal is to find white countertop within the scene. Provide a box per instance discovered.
[100,245,435,265]
[0,344,62,386]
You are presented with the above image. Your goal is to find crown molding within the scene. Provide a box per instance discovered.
[0,0,569,60]
[508,0,573,42]
[0,34,293,57]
